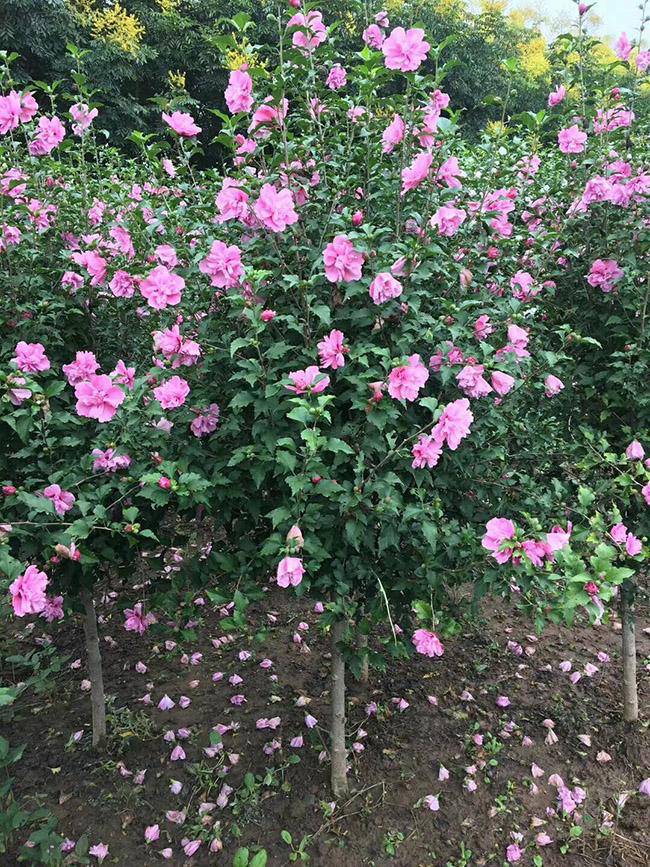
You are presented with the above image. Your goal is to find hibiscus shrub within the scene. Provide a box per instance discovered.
[1,3,649,792]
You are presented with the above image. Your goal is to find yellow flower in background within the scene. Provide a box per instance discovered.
[168,70,186,90]
[480,0,508,13]
[67,0,95,21]
[518,36,550,80]
[385,0,406,12]
[509,5,544,30]
[437,0,467,17]
[486,119,508,137]
[91,3,145,54]
[509,9,526,28]
[340,12,356,36]
[224,48,248,71]
[224,41,267,72]
[374,105,394,120]
[156,0,180,13]
[590,42,618,66]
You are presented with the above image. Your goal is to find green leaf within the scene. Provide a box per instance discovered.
[276,451,297,472]
[250,463,267,488]
[312,305,331,325]
[233,847,250,867]
[67,518,95,540]
[326,438,354,455]
[419,397,439,413]
[137,529,159,541]
[75,834,89,857]
[281,830,293,846]
[250,851,268,867]
[0,688,18,708]
[231,11,252,31]
[17,492,52,516]
[577,486,595,509]
[287,406,313,424]
[230,337,251,357]
[412,600,432,623]
[229,392,255,410]
[0,549,24,581]
[266,506,291,527]
[421,522,438,550]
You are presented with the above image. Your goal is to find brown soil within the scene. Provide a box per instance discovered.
[2,591,649,867]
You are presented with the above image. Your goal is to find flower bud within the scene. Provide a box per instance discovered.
[286,524,304,549]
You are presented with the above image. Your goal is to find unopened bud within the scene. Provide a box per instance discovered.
[286,524,304,549]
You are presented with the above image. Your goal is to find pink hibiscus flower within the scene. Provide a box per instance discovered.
[63,351,100,385]
[369,272,402,304]
[124,603,157,635]
[430,205,466,236]
[401,150,433,195]
[388,354,429,401]
[323,235,364,283]
[276,556,305,588]
[224,69,254,114]
[9,565,48,617]
[12,341,50,373]
[412,629,444,657]
[317,330,346,370]
[75,375,125,422]
[558,125,587,154]
[43,484,75,517]
[199,241,244,288]
[153,376,190,410]
[253,184,299,233]
[482,518,516,564]
[140,265,185,309]
[162,111,201,137]
[286,366,330,394]
[411,433,444,469]
[432,398,473,449]
[382,27,430,72]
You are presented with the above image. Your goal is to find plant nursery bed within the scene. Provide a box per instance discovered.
[3,589,649,867]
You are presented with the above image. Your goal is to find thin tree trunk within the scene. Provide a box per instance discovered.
[357,629,369,683]
[330,619,348,798]
[80,588,107,748]
[621,585,638,723]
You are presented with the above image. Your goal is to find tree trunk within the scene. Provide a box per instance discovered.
[621,585,638,723]
[80,588,107,747]
[357,630,369,683]
[330,619,348,798]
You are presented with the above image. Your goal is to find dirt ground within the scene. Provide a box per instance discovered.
[3,588,649,867]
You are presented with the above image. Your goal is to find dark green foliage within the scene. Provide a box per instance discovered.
[1,0,548,153]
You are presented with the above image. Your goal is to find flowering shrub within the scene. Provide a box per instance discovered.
[1,2,648,792]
